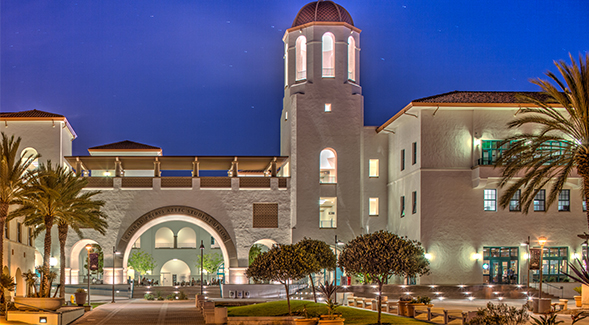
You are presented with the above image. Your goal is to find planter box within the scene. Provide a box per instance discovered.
[294,318,319,325]
[14,297,65,311]
[228,316,298,325]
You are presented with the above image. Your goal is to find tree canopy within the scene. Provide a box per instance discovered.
[297,238,336,302]
[200,252,224,274]
[128,250,157,278]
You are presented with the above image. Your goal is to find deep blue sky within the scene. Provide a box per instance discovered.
[2,1,588,156]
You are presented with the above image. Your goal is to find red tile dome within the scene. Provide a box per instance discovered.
[292,1,354,27]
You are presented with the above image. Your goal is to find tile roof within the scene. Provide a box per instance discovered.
[89,140,161,151]
[0,109,65,118]
[413,91,556,104]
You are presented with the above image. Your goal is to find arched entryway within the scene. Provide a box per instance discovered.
[116,206,239,283]
[160,259,191,286]
[14,268,24,297]
[69,239,99,284]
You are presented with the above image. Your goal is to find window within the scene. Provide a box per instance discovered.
[401,149,405,171]
[412,191,417,214]
[21,147,39,171]
[320,148,337,183]
[509,190,521,211]
[412,142,417,165]
[347,36,355,81]
[177,227,197,248]
[534,190,546,211]
[324,103,332,112]
[400,196,405,218]
[480,140,509,165]
[484,189,496,211]
[211,237,215,245]
[17,223,21,243]
[322,33,335,77]
[369,198,379,216]
[253,203,279,228]
[4,222,8,239]
[28,228,32,246]
[531,247,568,282]
[558,190,570,211]
[483,247,519,284]
[584,201,587,212]
[284,43,288,86]
[155,227,174,248]
[320,197,337,228]
[295,36,307,81]
[285,111,288,121]
[132,238,141,249]
[369,159,379,177]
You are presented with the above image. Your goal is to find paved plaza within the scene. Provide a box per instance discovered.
[72,300,203,325]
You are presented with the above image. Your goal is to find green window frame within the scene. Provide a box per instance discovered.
[532,247,568,282]
[558,190,570,211]
[510,190,521,211]
[484,189,496,211]
[534,190,546,211]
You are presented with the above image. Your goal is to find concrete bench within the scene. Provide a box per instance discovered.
[363,298,372,309]
[346,294,355,306]
[445,309,467,324]
[385,301,398,313]
[429,307,447,322]
[413,305,429,320]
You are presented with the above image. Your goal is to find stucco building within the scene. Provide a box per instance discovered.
[1,1,583,290]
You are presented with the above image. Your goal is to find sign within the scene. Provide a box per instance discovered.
[529,248,542,270]
[89,253,99,271]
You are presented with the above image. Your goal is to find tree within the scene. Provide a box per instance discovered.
[338,231,430,325]
[246,244,311,315]
[0,273,16,304]
[128,250,157,280]
[297,238,336,302]
[249,244,264,265]
[495,53,589,228]
[0,133,38,274]
[200,252,224,276]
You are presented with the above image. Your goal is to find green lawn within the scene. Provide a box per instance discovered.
[227,300,427,325]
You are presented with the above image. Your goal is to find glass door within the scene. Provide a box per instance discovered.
[483,247,519,284]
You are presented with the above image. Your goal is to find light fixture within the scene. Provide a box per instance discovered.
[103,171,111,176]
[39,317,47,323]
[424,253,432,260]
[474,138,481,146]
[573,253,581,260]
[482,263,489,270]
[523,253,530,260]
[50,257,58,267]
[472,253,482,260]
[538,236,547,246]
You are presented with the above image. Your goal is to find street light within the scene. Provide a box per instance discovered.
[200,240,205,296]
[85,244,92,306]
[112,246,121,303]
[538,236,547,299]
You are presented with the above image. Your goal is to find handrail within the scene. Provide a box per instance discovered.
[530,279,564,298]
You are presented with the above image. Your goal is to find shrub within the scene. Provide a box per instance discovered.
[155,290,162,298]
[178,290,188,300]
[574,286,582,295]
[157,296,164,301]
[466,302,529,325]
[399,296,413,302]
[144,293,155,300]
[166,294,176,300]
[410,296,431,304]
[75,288,86,294]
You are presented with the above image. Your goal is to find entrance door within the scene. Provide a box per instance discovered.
[161,272,171,286]
[172,274,177,285]
[483,247,519,284]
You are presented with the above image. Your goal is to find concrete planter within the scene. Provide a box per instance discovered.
[74,292,87,306]
[293,318,319,325]
[317,318,344,325]
[575,296,582,307]
[398,301,411,316]
[14,297,65,311]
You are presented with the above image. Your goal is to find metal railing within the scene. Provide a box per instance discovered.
[320,219,337,228]
[530,279,564,298]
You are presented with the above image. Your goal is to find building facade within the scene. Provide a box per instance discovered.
[0,1,583,290]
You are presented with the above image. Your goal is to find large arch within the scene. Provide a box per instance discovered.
[160,259,191,286]
[15,268,24,297]
[116,206,238,282]
[69,239,99,284]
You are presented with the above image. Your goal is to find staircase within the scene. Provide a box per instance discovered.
[132,285,222,299]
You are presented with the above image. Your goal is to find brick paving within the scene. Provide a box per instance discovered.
[72,300,204,325]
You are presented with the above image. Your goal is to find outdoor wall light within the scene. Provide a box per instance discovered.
[473,138,481,146]
[523,253,530,260]
[572,253,581,260]
[482,263,489,270]
[39,317,47,323]
[471,253,482,260]
[50,257,58,267]
[424,253,432,260]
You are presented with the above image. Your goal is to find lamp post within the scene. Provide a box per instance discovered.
[85,244,92,306]
[538,236,547,299]
[200,240,205,296]
[112,247,121,303]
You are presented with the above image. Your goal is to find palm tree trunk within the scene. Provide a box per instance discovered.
[58,223,68,298]
[42,215,54,297]
[0,202,7,273]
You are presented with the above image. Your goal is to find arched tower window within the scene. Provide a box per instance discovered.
[320,148,337,183]
[284,43,289,86]
[155,227,174,248]
[348,36,356,81]
[21,147,39,172]
[322,33,335,78]
[295,36,307,81]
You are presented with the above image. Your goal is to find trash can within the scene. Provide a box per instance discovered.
[535,298,551,314]
[531,298,539,313]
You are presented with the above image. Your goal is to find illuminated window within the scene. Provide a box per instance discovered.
[285,111,288,121]
[484,189,496,211]
[325,103,332,112]
[322,33,335,77]
[558,190,570,211]
[401,149,405,171]
[348,36,356,81]
[296,36,307,81]
[369,159,379,177]
[155,227,174,248]
[21,147,39,172]
[320,148,337,183]
[132,238,141,249]
[510,190,521,211]
[412,142,417,165]
[369,198,379,216]
[284,43,288,86]
[177,227,197,248]
[400,196,405,217]
[412,191,417,214]
[319,197,337,228]
[534,189,545,212]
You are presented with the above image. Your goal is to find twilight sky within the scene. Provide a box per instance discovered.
[2,0,588,156]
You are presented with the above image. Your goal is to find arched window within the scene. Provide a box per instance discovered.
[177,227,196,248]
[295,36,307,81]
[348,36,356,81]
[155,227,174,248]
[284,43,289,86]
[322,33,335,78]
[320,148,337,183]
[21,147,39,172]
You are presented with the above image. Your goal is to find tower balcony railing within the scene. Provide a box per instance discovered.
[322,68,334,77]
[319,219,337,228]
[296,71,307,80]
[82,176,289,190]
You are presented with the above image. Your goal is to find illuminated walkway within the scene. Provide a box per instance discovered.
[72,300,203,325]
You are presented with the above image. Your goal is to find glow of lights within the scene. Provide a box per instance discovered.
[146,291,151,294]
[173,259,178,261]
[528,297,533,301]
[487,285,493,288]
[463,292,471,295]
[538,236,547,246]
[472,253,482,260]
[400,285,407,289]
[468,297,475,301]
[175,286,179,289]
[474,139,481,146]
[493,292,500,295]
[498,297,504,300]
[573,253,581,260]
[438,297,445,301]
[523,253,530,260]
[50,257,58,267]
[434,292,442,295]
[430,285,437,288]
[482,263,490,270]
[103,171,111,176]
[405,292,412,295]
[516,285,523,288]
[147,286,151,289]
[458,285,466,288]
[424,253,432,260]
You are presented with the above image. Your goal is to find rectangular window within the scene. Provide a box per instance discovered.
[401,149,405,171]
[17,223,21,243]
[132,238,141,249]
[28,228,32,246]
[412,191,417,214]
[4,223,8,239]
[319,197,337,228]
[211,237,215,245]
[558,190,570,211]
[324,103,332,112]
[484,189,496,211]
[369,159,379,177]
[531,247,568,283]
[509,190,521,211]
[253,203,279,228]
[285,112,288,121]
[369,198,379,216]
[412,142,417,165]
[400,196,405,218]
[534,189,546,211]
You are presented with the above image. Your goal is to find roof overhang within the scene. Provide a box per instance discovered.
[0,116,77,139]
[283,21,361,41]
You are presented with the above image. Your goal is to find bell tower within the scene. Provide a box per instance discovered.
[281,1,364,243]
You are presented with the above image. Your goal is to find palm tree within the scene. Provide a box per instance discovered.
[496,53,589,229]
[10,161,107,297]
[0,133,38,273]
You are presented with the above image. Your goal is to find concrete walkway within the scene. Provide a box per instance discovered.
[72,300,203,325]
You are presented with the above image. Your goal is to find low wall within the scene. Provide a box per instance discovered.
[223,284,286,299]
[227,316,298,325]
